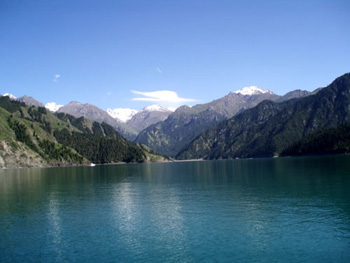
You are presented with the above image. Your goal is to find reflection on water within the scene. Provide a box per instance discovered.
[111,179,187,261]
[1,156,350,262]
[47,192,63,261]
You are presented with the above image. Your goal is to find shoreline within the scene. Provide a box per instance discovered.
[0,158,174,170]
[1,153,349,170]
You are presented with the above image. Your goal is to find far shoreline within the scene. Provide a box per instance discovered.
[1,153,349,170]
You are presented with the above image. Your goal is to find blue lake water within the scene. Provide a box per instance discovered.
[1,156,350,262]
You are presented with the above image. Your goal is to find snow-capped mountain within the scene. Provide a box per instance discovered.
[107,105,175,123]
[107,108,138,123]
[3,93,17,100]
[167,107,177,112]
[234,86,273,96]
[45,102,64,112]
[127,105,173,133]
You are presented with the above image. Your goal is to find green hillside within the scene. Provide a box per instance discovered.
[0,97,168,168]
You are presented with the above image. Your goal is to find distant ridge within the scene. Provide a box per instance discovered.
[177,73,350,160]
[127,105,172,133]
[135,87,308,156]
[2,83,310,147]
[17,95,44,108]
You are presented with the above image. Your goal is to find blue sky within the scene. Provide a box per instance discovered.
[1,0,349,110]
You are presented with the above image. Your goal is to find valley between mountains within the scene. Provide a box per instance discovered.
[1,73,350,168]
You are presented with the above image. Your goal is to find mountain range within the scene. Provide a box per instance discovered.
[177,73,350,159]
[56,101,138,140]
[2,73,349,165]
[2,86,309,147]
[1,94,175,141]
[135,86,310,156]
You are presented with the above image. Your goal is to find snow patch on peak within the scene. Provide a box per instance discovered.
[167,107,176,112]
[45,102,64,112]
[143,104,171,112]
[107,108,138,123]
[3,93,17,100]
[234,86,273,96]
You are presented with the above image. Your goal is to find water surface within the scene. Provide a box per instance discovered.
[1,156,350,262]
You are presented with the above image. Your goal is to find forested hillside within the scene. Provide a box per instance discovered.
[0,96,167,168]
[281,124,350,156]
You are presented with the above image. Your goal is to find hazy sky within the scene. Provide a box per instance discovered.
[1,0,349,110]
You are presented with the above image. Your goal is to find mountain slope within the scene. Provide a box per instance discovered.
[280,124,350,156]
[0,97,167,168]
[127,105,172,133]
[57,101,138,140]
[135,87,306,157]
[0,97,87,168]
[177,73,350,160]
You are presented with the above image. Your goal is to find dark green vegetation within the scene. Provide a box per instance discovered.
[177,73,350,159]
[53,124,145,163]
[0,97,167,168]
[281,124,350,156]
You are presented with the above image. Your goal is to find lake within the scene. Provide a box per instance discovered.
[1,156,350,262]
